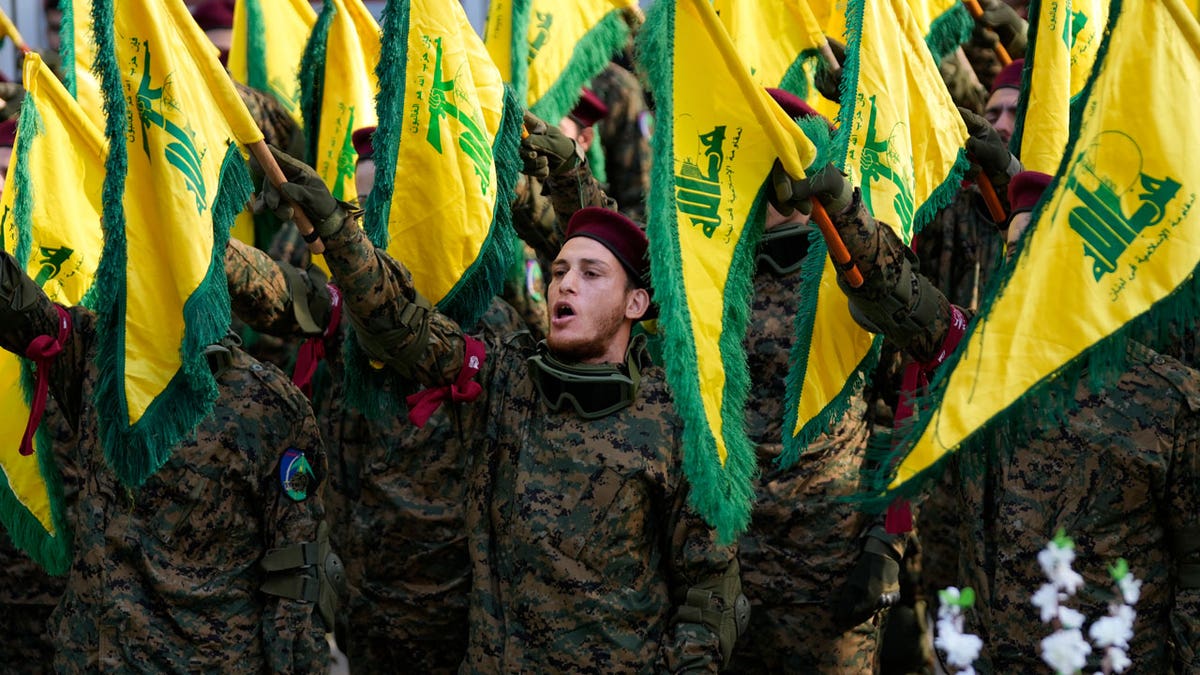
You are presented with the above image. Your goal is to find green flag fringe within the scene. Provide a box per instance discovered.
[59,0,77,97]
[777,49,820,99]
[299,0,336,165]
[924,4,974,64]
[90,0,250,487]
[780,116,882,466]
[639,0,758,545]
[1008,0,1040,155]
[508,0,532,103]
[859,0,1200,509]
[244,0,269,93]
[528,11,630,124]
[0,96,73,575]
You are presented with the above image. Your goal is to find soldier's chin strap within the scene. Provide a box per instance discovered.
[260,521,346,632]
[527,334,647,419]
[20,305,71,457]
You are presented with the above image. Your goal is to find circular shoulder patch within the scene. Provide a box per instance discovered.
[279,448,313,502]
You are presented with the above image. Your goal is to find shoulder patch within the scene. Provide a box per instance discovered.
[279,448,314,502]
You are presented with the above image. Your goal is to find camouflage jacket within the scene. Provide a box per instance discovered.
[739,260,880,607]
[225,240,525,671]
[914,187,1006,311]
[831,195,1200,673]
[318,222,736,673]
[590,62,652,222]
[0,251,328,674]
[511,156,618,270]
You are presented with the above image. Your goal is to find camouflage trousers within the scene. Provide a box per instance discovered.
[344,622,468,675]
[0,603,57,674]
[729,601,884,674]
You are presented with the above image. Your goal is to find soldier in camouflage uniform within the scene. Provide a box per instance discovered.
[721,89,904,674]
[224,236,526,674]
[590,62,652,222]
[258,145,747,672]
[0,250,333,673]
[772,163,1200,673]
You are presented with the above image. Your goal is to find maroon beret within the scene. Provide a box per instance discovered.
[0,118,17,148]
[1007,170,1052,214]
[191,0,236,31]
[564,207,650,288]
[991,58,1025,95]
[766,87,822,120]
[352,126,376,161]
[568,88,609,129]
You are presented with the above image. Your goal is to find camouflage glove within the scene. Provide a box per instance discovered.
[813,37,846,102]
[977,0,1028,56]
[520,111,580,180]
[831,536,902,631]
[769,160,853,217]
[254,146,348,239]
[959,107,1016,180]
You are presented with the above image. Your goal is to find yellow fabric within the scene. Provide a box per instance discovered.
[0,54,105,535]
[909,0,962,34]
[385,0,506,305]
[840,0,968,242]
[228,0,317,125]
[1068,0,1110,98]
[483,0,516,82]
[803,0,846,118]
[894,0,1200,487]
[312,0,379,206]
[671,0,815,465]
[523,0,636,108]
[712,0,825,88]
[111,0,263,424]
[0,7,25,49]
[1019,0,1073,174]
[68,0,106,131]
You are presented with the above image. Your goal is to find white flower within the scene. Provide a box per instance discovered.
[1117,574,1142,605]
[1032,583,1061,623]
[935,628,983,670]
[1089,615,1133,649]
[1039,540,1076,577]
[1116,604,1136,625]
[1058,606,1086,630]
[1107,647,1132,673]
[1041,628,1092,674]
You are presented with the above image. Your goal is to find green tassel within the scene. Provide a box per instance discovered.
[1009,0,1040,155]
[778,49,820,99]
[299,0,336,165]
[528,12,629,124]
[832,0,865,170]
[245,0,269,93]
[638,0,758,545]
[913,149,972,238]
[11,96,42,270]
[59,0,77,97]
[508,0,533,105]
[924,5,974,64]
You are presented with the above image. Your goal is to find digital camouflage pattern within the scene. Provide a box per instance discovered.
[501,243,550,341]
[225,238,526,674]
[236,81,307,161]
[510,156,618,270]
[589,62,651,222]
[727,246,887,673]
[0,251,329,674]
[829,194,1200,673]
[914,187,1006,311]
[316,219,737,672]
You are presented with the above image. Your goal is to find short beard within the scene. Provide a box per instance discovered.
[546,301,628,363]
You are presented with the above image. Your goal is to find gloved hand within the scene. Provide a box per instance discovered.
[520,110,580,180]
[959,107,1015,182]
[253,146,347,239]
[769,160,853,217]
[830,536,902,631]
[977,0,1028,56]
[813,38,846,102]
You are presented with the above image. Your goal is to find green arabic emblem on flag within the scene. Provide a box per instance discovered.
[134,40,209,214]
[859,96,915,238]
[675,126,727,239]
[1063,131,1181,281]
[423,35,494,196]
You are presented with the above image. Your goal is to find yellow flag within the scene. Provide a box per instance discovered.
[486,0,635,122]
[1069,0,1110,96]
[59,1,107,131]
[641,0,816,542]
[228,0,317,125]
[786,0,970,461]
[367,0,521,327]
[0,53,105,573]
[1014,0,1074,174]
[90,0,263,486]
[888,0,1200,492]
[713,0,825,93]
[300,0,379,206]
[910,0,975,62]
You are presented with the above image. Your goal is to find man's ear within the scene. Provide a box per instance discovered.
[625,286,650,320]
[577,126,596,154]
